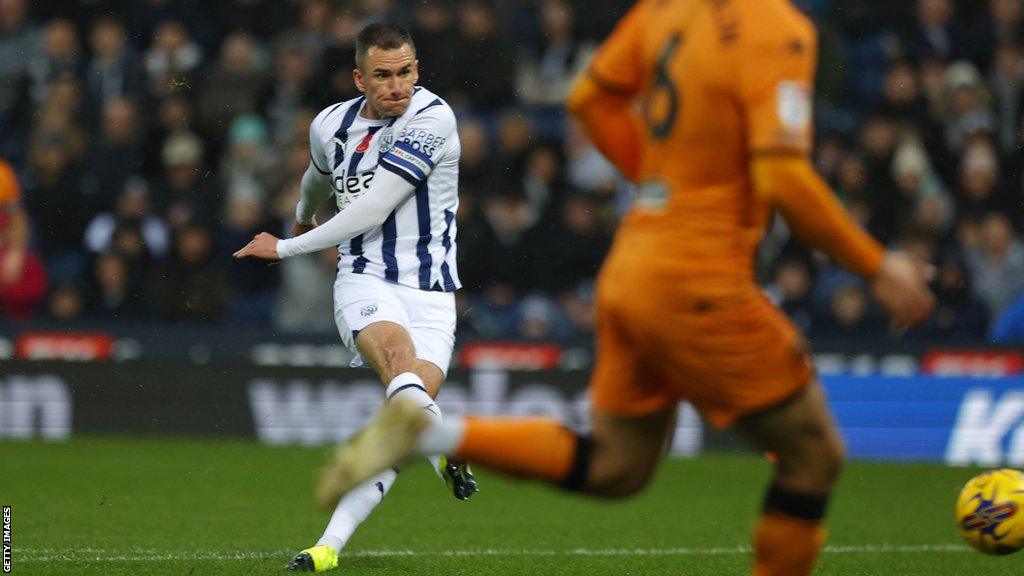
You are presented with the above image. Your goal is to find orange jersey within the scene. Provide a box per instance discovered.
[0,159,20,209]
[587,0,817,289]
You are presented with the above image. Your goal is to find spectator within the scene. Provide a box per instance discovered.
[153,131,221,229]
[27,19,83,107]
[450,1,516,112]
[22,132,88,282]
[909,253,987,339]
[766,257,815,334]
[197,32,268,142]
[966,212,1024,317]
[151,222,229,322]
[990,289,1024,343]
[410,1,458,91]
[516,0,595,108]
[0,0,40,132]
[220,114,275,206]
[220,195,278,324]
[83,176,170,263]
[81,97,144,212]
[85,17,145,116]
[86,250,150,320]
[144,20,203,99]
[259,43,318,146]
[277,0,332,69]
[47,281,84,320]
[0,156,46,320]
[271,181,336,333]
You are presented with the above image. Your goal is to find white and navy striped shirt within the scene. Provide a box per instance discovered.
[308,87,461,292]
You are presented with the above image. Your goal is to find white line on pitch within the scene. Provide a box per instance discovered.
[18,544,970,562]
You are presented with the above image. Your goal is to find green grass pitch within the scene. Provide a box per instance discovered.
[2,437,1018,575]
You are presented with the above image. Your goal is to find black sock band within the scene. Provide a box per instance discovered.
[387,383,427,400]
[763,483,828,521]
[560,434,593,491]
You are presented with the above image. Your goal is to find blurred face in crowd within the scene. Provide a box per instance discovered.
[300,0,330,31]
[831,285,869,328]
[542,0,573,41]
[918,0,951,27]
[860,117,898,159]
[154,21,188,53]
[0,0,26,30]
[278,47,310,85]
[96,253,128,291]
[883,63,919,105]
[222,33,257,73]
[44,20,78,59]
[103,98,136,144]
[992,0,1022,24]
[960,142,998,200]
[459,2,494,39]
[775,261,811,302]
[981,214,1014,257]
[177,226,213,264]
[91,19,126,60]
[354,43,418,119]
[458,121,488,167]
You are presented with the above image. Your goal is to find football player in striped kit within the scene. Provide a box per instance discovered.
[234,23,476,573]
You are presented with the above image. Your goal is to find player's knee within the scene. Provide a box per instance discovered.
[378,343,416,381]
[585,450,656,499]
[589,465,653,499]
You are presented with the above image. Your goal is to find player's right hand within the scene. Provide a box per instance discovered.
[870,251,936,327]
[292,218,318,238]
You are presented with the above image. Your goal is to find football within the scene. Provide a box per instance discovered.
[956,468,1024,555]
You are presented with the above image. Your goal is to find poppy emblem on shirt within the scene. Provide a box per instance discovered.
[355,132,374,154]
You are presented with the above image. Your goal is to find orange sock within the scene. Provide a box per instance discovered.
[751,511,826,576]
[454,417,580,484]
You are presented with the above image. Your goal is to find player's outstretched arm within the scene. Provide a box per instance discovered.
[752,155,935,326]
[233,167,417,261]
[293,160,334,235]
[566,75,643,181]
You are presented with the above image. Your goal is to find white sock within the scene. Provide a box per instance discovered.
[417,416,466,455]
[316,468,398,553]
[385,372,445,475]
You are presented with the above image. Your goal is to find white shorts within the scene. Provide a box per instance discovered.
[334,271,457,376]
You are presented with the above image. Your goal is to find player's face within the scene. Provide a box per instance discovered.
[354,44,419,119]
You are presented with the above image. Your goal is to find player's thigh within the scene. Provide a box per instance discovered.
[334,272,410,352]
[735,377,845,492]
[403,287,456,386]
[586,406,677,495]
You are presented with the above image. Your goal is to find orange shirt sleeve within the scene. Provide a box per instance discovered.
[738,22,817,155]
[586,0,649,96]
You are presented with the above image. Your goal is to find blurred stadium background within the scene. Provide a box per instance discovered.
[2,0,1024,574]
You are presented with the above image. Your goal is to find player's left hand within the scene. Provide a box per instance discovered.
[233,232,281,261]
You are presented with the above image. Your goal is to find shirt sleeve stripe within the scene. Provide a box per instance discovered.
[393,141,435,168]
[379,159,423,186]
[381,154,428,182]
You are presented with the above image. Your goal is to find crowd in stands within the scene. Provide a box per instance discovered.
[0,0,1022,345]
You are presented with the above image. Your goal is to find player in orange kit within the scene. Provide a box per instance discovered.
[314,2,935,575]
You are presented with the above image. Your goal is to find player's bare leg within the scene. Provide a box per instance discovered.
[292,322,472,571]
[735,377,844,576]
[350,320,476,495]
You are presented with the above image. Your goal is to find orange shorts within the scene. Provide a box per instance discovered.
[590,276,812,429]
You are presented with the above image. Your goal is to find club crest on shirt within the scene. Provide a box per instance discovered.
[361,304,378,317]
[378,127,395,154]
